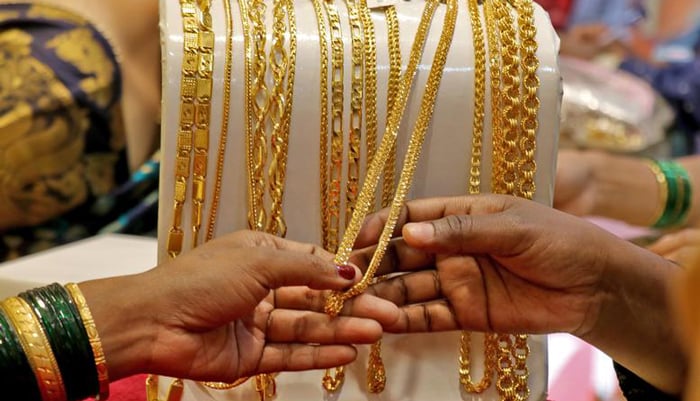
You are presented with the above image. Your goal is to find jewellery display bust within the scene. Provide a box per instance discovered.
[156,0,562,400]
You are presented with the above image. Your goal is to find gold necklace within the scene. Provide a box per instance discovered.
[344,0,364,224]
[190,0,215,248]
[494,0,521,196]
[486,0,505,195]
[359,0,378,170]
[459,0,493,393]
[312,0,331,251]
[166,0,200,258]
[247,0,269,231]
[205,0,234,241]
[324,0,458,316]
[381,4,401,208]
[265,0,296,236]
[320,0,346,391]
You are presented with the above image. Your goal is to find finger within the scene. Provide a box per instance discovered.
[354,195,512,249]
[273,289,399,327]
[254,344,358,374]
[383,301,461,334]
[350,237,435,276]
[648,230,700,256]
[220,230,336,260]
[365,270,443,307]
[244,248,360,292]
[264,310,384,344]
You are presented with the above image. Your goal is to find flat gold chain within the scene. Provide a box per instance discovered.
[324,0,458,316]
[190,0,215,248]
[320,0,346,392]
[324,0,344,254]
[166,0,199,258]
[381,4,401,208]
[344,0,364,224]
[206,0,234,241]
[247,0,269,231]
[312,0,331,251]
[459,0,493,393]
[265,0,296,236]
[494,0,521,196]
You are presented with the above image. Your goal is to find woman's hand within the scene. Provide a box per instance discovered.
[353,194,685,394]
[553,149,600,217]
[81,231,399,383]
[648,229,700,267]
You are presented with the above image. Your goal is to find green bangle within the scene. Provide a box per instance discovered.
[654,161,679,228]
[20,284,98,400]
[0,309,41,401]
[668,162,692,226]
[653,161,693,228]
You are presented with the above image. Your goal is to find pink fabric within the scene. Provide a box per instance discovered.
[85,374,146,401]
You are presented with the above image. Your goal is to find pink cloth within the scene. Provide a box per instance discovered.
[85,374,146,401]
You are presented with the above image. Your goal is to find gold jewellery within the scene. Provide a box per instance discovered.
[344,0,364,224]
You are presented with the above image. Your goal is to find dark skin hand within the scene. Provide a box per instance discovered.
[81,231,399,383]
[352,195,686,395]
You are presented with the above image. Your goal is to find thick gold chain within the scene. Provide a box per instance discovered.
[324,0,344,254]
[381,4,401,208]
[320,1,346,392]
[494,0,521,196]
[205,0,234,241]
[166,0,200,258]
[265,0,296,236]
[247,0,269,231]
[467,0,486,195]
[344,0,364,224]
[485,0,505,194]
[324,0,458,316]
[515,0,538,200]
[459,0,493,393]
[190,0,214,248]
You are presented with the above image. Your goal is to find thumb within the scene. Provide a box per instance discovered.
[402,213,529,256]
[245,248,360,291]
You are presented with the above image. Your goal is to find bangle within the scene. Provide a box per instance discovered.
[644,159,668,227]
[20,284,98,400]
[0,308,42,401]
[0,296,66,401]
[647,159,693,228]
[65,283,110,400]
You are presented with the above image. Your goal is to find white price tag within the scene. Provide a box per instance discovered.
[366,0,400,9]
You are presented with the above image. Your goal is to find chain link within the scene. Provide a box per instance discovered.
[381,5,401,208]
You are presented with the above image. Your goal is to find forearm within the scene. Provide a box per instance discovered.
[581,238,686,395]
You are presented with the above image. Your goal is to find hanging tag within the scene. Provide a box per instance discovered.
[366,0,400,9]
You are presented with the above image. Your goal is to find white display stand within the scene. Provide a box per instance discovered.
[157,1,561,400]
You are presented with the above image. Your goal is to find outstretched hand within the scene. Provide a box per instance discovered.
[82,231,399,382]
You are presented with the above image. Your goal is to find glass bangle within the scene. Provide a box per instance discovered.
[0,308,42,401]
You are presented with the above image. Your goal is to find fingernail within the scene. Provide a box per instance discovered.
[404,222,434,240]
[336,264,356,280]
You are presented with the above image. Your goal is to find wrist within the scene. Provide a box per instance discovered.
[80,272,159,380]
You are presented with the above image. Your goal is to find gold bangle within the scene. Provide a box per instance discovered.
[1,296,67,401]
[644,159,669,226]
[64,284,110,400]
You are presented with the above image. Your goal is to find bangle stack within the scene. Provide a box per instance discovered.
[0,283,109,401]
[646,159,692,229]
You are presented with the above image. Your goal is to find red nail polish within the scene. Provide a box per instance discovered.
[337,264,356,280]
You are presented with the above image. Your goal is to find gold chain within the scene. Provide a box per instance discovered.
[515,0,538,200]
[381,4,401,208]
[459,0,493,393]
[265,0,296,236]
[324,0,344,254]
[247,0,269,231]
[206,0,234,241]
[367,7,400,391]
[494,0,521,196]
[320,0,346,391]
[190,0,215,248]
[467,0,486,195]
[359,0,378,169]
[324,0,458,315]
[485,0,505,194]
[312,0,331,251]
[166,0,199,258]
[344,0,364,224]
